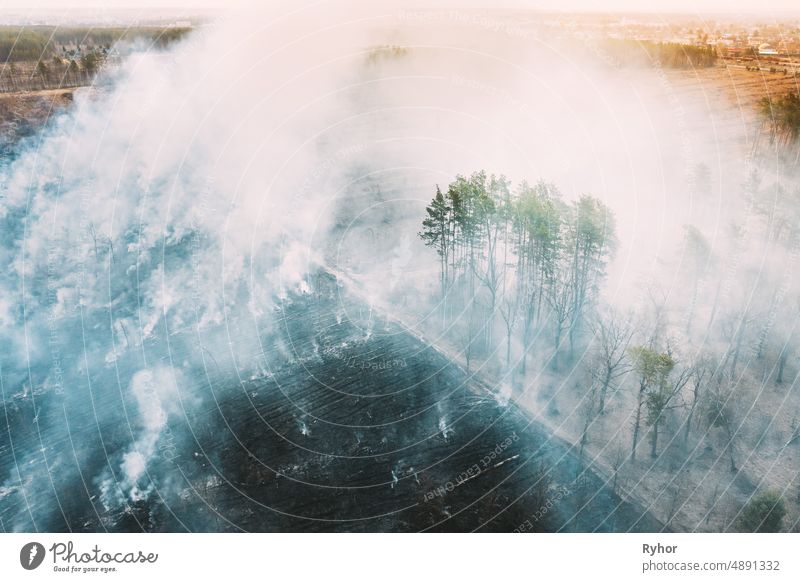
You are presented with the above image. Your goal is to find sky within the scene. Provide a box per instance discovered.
[3,0,800,16]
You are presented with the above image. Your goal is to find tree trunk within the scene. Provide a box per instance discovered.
[684,381,701,445]
[598,368,612,415]
[579,422,589,464]
[520,317,532,378]
[725,424,737,472]
[705,278,723,335]
[506,326,512,368]
[552,324,562,371]
[650,421,659,458]
[569,317,577,361]
[777,349,788,384]
[684,402,696,446]
[686,279,698,336]
[631,383,645,461]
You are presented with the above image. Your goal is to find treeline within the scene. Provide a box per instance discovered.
[0,55,103,92]
[0,26,191,63]
[602,40,717,68]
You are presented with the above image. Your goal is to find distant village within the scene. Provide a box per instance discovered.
[557,13,800,59]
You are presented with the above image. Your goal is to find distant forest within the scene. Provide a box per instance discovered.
[0,26,191,62]
[602,39,718,68]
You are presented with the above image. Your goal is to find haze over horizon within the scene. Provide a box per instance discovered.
[3,0,800,18]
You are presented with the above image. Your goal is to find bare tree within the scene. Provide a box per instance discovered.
[588,307,634,414]
[681,225,711,336]
[646,358,692,458]
[683,355,713,446]
[578,376,600,463]
[704,381,739,472]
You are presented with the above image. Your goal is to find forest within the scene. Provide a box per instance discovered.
[602,39,718,68]
[0,26,191,62]
[419,168,798,532]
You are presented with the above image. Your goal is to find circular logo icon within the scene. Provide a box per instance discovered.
[20,542,46,570]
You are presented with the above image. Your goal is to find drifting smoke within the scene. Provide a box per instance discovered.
[0,1,796,532]
[101,367,184,507]
[0,4,378,529]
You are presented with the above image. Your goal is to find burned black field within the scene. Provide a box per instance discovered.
[1,271,662,533]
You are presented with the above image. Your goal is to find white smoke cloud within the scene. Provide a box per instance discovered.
[113,367,182,502]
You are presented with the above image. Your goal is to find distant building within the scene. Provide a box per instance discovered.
[758,43,778,55]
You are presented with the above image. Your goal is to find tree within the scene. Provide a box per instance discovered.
[724,304,754,378]
[589,307,634,415]
[578,375,600,463]
[497,181,519,369]
[565,195,616,358]
[681,225,711,336]
[7,62,18,90]
[704,383,739,472]
[683,356,712,445]
[419,185,453,320]
[774,310,797,384]
[36,60,49,86]
[449,171,489,369]
[547,255,575,371]
[629,345,675,461]
[499,281,520,370]
[513,181,565,375]
[81,52,99,76]
[68,59,80,84]
[645,358,691,458]
[473,174,509,351]
[736,491,786,532]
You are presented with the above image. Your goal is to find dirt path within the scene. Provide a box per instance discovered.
[0,86,82,100]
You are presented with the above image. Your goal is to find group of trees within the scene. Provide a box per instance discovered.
[0,55,100,92]
[650,42,718,68]
[0,26,191,63]
[759,92,800,147]
[418,173,731,466]
[603,40,717,69]
[0,26,192,93]
[419,171,616,375]
[419,166,799,531]
[569,165,799,528]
